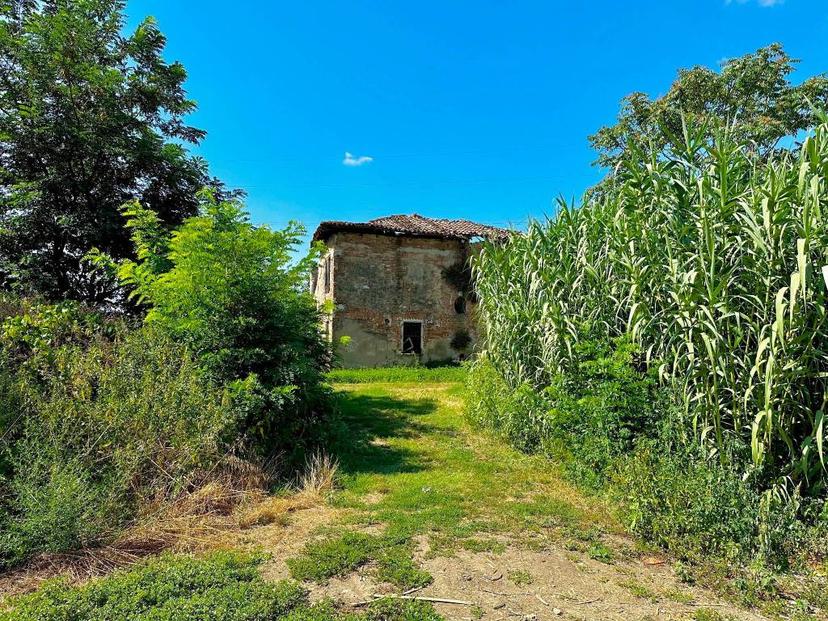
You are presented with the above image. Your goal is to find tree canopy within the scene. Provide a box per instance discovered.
[0,0,227,302]
[590,44,828,170]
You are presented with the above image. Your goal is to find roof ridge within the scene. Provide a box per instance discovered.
[312,213,511,243]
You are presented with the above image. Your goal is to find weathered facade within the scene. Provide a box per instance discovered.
[311,214,508,368]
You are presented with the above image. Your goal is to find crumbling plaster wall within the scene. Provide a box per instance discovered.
[319,231,475,368]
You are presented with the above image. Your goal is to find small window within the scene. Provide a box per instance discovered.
[401,321,423,355]
[454,295,466,314]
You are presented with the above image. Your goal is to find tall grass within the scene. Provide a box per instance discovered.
[473,119,828,495]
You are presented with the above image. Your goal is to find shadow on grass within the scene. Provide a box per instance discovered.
[333,392,438,476]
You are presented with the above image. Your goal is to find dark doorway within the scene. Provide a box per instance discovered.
[402,321,423,354]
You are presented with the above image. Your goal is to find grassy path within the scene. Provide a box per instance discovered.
[1,376,774,621]
[277,379,768,621]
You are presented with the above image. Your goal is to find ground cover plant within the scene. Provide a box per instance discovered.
[0,551,443,621]
[468,113,828,604]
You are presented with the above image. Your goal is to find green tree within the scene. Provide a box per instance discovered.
[109,190,331,454]
[590,44,828,170]
[0,0,226,301]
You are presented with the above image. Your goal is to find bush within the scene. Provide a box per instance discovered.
[616,447,760,564]
[469,336,663,484]
[538,336,663,488]
[0,323,235,565]
[106,190,333,463]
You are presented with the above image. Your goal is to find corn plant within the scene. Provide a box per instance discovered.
[474,118,828,493]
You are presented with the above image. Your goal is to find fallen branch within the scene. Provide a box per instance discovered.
[353,594,473,606]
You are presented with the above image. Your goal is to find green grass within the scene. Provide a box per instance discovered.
[619,578,658,602]
[0,552,443,621]
[326,366,467,384]
[287,380,615,592]
[286,531,432,591]
[507,569,533,586]
[692,609,735,621]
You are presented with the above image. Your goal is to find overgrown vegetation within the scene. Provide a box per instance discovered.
[0,0,333,577]
[0,191,331,568]
[0,551,443,621]
[469,76,828,610]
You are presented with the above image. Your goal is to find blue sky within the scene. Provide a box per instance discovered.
[125,0,828,245]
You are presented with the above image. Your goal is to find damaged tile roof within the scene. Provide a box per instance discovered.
[312,213,511,243]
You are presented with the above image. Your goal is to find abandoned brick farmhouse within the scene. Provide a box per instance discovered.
[311,214,509,368]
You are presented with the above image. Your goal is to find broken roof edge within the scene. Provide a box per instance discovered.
[311,213,513,243]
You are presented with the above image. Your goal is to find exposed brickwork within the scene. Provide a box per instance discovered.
[312,230,477,368]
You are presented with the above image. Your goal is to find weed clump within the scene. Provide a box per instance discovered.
[287,531,432,591]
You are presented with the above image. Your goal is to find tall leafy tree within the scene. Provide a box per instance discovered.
[590,44,828,170]
[0,0,226,301]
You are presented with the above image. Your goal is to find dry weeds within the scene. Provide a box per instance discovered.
[0,451,339,600]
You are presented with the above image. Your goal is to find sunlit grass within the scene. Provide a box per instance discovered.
[288,381,618,588]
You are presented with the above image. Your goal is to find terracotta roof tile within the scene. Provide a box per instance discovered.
[312,213,511,242]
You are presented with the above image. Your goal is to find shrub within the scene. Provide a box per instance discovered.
[538,336,663,488]
[616,447,760,564]
[0,321,235,566]
[104,189,333,463]
[469,336,662,484]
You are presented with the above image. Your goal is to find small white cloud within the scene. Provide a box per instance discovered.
[343,152,374,167]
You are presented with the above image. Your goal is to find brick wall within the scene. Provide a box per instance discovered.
[313,231,476,367]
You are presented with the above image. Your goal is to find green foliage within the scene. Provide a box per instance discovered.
[590,44,828,170]
[327,366,467,384]
[615,447,760,564]
[1,547,443,621]
[475,117,828,494]
[468,337,662,489]
[374,545,433,590]
[0,0,229,301]
[287,532,378,582]
[470,113,828,569]
[111,190,332,461]
[0,192,334,564]
[0,306,236,566]
[538,336,664,488]
[287,531,432,591]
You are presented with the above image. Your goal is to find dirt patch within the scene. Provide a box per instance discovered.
[287,533,769,621]
[240,505,343,583]
[0,486,338,601]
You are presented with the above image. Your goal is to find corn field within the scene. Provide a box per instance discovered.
[474,119,828,493]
